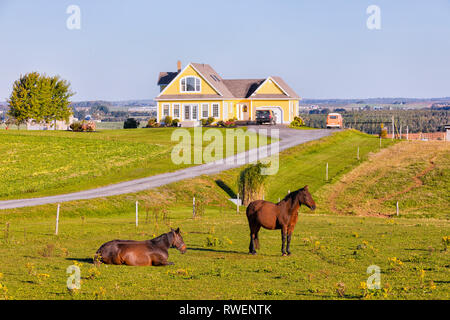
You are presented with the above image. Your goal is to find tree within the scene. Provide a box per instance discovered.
[7,72,74,129]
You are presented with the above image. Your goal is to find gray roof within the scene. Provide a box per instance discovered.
[156,63,300,100]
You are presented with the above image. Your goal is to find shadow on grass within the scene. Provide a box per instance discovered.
[188,246,244,255]
[66,257,94,264]
[215,180,236,198]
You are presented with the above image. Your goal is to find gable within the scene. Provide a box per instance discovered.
[158,64,222,97]
[252,77,287,96]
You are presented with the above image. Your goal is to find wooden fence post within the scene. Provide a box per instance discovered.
[326,163,329,181]
[357,146,360,160]
[193,197,196,218]
[236,194,239,214]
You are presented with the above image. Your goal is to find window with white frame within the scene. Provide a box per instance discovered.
[163,104,170,116]
[192,104,198,120]
[202,104,209,118]
[184,105,191,120]
[180,76,201,92]
[212,103,219,118]
[173,104,180,118]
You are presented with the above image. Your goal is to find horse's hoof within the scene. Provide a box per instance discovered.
[287,252,292,256]
[249,252,257,255]
[282,253,287,257]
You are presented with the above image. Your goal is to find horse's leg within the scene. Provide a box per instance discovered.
[281,226,288,256]
[286,216,298,256]
[254,225,261,250]
[249,224,260,254]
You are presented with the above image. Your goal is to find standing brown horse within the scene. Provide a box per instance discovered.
[94,228,186,266]
[246,186,316,256]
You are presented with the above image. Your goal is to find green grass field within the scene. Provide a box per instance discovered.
[0,130,448,300]
[0,127,270,200]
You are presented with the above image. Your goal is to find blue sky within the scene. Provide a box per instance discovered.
[0,0,449,101]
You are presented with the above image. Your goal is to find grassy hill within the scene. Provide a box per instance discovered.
[0,130,448,300]
[0,127,269,200]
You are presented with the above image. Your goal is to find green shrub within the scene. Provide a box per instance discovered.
[172,119,180,127]
[70,121,83,132]
[146,118,159,128]
[206,117,215,125]
[162,116,173,127]
[290,116,304,128]
[123,118,140,129]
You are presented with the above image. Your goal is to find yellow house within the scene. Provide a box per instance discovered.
[155,61,300,126]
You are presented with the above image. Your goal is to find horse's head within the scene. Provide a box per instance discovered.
[298,185,316,211]
[171,228,187,254]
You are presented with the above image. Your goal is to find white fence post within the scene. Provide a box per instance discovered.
[236,193,239,213]
[135,201,139,227]
[326,163,329,181]
[193,197,196,217]
[55,204,60,235]
[357,146,360,160]
[396,201,399,216]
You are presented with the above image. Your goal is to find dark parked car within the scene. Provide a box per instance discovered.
[256,110,275,125]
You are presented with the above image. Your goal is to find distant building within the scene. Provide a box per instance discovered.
[128,106,156,112]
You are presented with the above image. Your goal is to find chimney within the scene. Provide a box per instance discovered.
[177,60,182,73]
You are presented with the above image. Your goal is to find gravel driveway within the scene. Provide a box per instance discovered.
[0,126,332,209]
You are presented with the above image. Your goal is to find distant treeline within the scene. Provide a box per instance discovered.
[300,109,449,134]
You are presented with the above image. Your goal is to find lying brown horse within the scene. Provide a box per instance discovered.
[246,186,316,256]
[94,228,186,266]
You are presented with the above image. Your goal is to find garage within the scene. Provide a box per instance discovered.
[255,107,283,124]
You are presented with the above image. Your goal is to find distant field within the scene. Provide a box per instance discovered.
[0,130,448,300]
[0,128,270,200]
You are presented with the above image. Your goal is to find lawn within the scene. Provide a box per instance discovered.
[0,130,448,300]
[0,127,271,200]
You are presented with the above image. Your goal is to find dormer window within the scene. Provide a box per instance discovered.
[180,76,201,92]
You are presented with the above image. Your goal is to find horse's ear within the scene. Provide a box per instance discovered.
[304,185,309,190]
[176,228,180,234]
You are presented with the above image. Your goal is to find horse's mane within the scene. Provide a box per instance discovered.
[150,231,173,245]
[279,187,304,204]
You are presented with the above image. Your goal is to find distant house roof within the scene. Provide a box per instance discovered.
[156,63,300,100]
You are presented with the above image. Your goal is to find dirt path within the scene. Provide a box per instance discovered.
[378,155,437,203]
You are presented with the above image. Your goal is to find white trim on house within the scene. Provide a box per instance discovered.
[212,103,220,119]
[180,76,201,93]
[255,106,284,124]
[201,103,209,119]
[172,103,181,119]
[157,64,191,97]
[162,103,170,118]
[251,77,290,97]
[189,64,224,97]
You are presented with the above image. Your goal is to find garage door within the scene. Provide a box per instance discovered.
[256,107,283,124]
